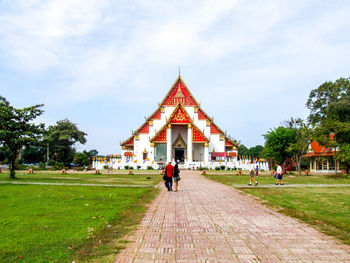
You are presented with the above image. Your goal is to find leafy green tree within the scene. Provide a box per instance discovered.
[284,118,312,175]
[238,144,249,158]
[73,152,89,167]
[45,119,87,164]
[0,146,9,163]
[22,146,46,164]
[0,96,44,178]
[263,126,297,165]
[306,77,350,171]
[249,145,264,159]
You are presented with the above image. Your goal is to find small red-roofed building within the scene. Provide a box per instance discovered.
[303,134,340,173]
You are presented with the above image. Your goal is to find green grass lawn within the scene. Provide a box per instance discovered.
[0,171,162,186]
[204,173,350,245]
[0,173,161,263]
[205,172,350,185]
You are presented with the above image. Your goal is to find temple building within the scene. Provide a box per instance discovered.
[119,76,238,169]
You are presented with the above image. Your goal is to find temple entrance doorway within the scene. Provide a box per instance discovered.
[175,148,185,163]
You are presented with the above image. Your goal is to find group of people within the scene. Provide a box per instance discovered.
[163,161,181,192]
[249,164,284,186]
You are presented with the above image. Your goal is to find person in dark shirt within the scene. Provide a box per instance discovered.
[164,161,174,191]
[173,160,180,192]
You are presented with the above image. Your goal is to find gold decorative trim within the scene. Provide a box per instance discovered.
[161,107,165,113]
[150,142,155,147]
[188,124,192,128]
[135,134,140,140]
[167,124,172,128]
[204,142,209,147]
[220,135,224,141]
[149,120,153,126]
[206,120,211,126]
[194,107,198,113]
[122,146,127,150]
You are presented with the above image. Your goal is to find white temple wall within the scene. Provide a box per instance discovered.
[193,143,204,162]
[209,134,225,152]
[185,106,195,119]
[136,134,151,161]
[194,119,207,136]
[164,106,175,119]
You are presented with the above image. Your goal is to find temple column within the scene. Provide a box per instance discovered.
[167,124,172,162]
[150,143,155,165]
[204,142,209,166]
[187,124,193,164]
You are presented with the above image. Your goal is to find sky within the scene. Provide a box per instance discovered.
[1,0,350,155]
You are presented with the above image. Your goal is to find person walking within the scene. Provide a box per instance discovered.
[173,160,180,192]
[164,161,174,191]
[276,164,284,185]
[249,165,258,186]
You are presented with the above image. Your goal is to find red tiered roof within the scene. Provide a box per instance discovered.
[193,126,207,142]
[138,123,149,133]
[123,137,134,146]
[304,134,336,157]
[198,109,207,120]
[225,139,234,146]
[153,127,167,143]
[151,109,161,120]
[162,79,196,106]
[170,105,191,124]
[210,123,222,134]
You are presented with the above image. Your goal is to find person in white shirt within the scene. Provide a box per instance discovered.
[276,164,284,185]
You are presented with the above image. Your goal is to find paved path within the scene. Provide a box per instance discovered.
[115,171,350,263]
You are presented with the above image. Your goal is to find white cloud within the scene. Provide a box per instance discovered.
[0,0,108,71]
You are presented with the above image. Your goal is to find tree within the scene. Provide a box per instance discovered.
[0,96,44,178]
[284,118,312,175]
[45,119,87,164]
[263,126,297,165]
[238,144,249,158]
[73,152,89,167]
[249,145,264,159]
[22,146,46,164]
[306,77,350,171]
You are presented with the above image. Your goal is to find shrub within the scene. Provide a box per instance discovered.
[124,165,129,170]
[38,162,46,170]
[16,164,27,170]
[220,165,225,170]
[215,167,220,170]
[227,167,231,171]
[137,165,141,170]
[56,162,65,170]
[47,159,56,166]
[147,166,153,170]
[103,165,108,169]
[129,166,134,170]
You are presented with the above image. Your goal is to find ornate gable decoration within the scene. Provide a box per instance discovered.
[152,127,167,143]
[169,104,191,124]
[162,78,197,106]
[193,126,208,143]
[173,134,187,148]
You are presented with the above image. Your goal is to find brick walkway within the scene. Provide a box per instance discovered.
[115,170,350,263]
